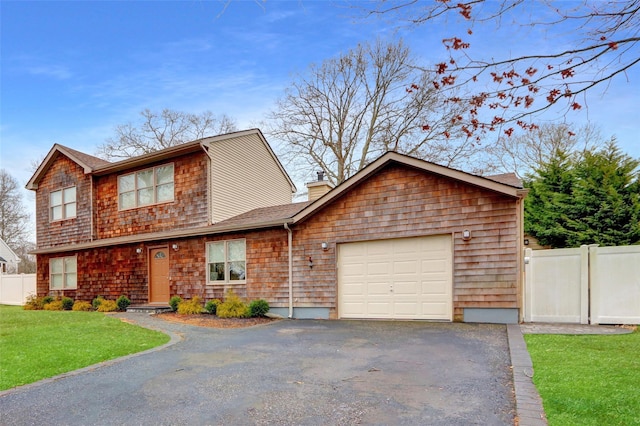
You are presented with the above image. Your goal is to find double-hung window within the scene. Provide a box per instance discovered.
[50,256,77,289]
[50,187,76,221]
[207,239,246,283]
[118,164,174,210]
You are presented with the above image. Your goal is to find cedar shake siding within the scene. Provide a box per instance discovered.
[288,164,521,320]
[95,152,210,239]
[37,230,291,305]
[35,155,93,249]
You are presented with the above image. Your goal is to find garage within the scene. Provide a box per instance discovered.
[338,234,453,320]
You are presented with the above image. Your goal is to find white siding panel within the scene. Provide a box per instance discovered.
[209,134,293,223]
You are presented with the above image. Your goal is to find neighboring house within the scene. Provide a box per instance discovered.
[0,238,21,274]
[27,128,527,323]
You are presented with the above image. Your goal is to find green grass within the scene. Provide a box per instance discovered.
[0,305,170,391]
[524,328,640,426]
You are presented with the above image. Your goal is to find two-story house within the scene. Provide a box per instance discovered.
[28,128,527,323]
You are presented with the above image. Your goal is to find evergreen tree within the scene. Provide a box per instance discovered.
[524,150,576,248]
[525,140,640,248]
[569,140,640,246]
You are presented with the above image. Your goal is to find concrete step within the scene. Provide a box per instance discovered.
[126,305,172,314]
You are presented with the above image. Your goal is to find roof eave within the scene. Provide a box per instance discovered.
[292,151,524,223]
[26,144,98,190]
[30,218,294,255]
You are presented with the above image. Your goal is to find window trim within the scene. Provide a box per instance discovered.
[49,255,78,290]
[49,186,77,222]
[118,163,175,211]
[206,239,247,284]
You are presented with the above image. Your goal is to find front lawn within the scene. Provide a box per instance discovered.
[0,305,170,391]
[524,328,639,426]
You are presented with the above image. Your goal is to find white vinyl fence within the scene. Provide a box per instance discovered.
[0,274,37,305]
[524,245,640,325]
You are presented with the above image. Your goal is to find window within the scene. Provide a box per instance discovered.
[50,187,76,221]
[118,164,174,209]
[207,239,246,283]
[50,256,77,289]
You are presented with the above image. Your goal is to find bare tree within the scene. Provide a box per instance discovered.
[486,123,605,178]
[267,39,481,185]
[97,109,238,160]
[359,1,639,138]
[0,169,31,248]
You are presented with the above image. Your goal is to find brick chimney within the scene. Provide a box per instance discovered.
[306,171,334,201]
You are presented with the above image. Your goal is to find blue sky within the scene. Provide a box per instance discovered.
[1,1,639,239]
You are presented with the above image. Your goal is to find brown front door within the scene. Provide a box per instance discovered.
[149,247,170,304]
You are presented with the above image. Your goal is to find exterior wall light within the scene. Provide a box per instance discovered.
[172,244,179,251]
[462,230,472,241]
[136,248,143,254]
[321,242,328,250]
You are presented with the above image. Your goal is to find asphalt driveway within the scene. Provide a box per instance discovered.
[0,315,515,425]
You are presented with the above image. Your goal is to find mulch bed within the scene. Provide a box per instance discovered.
[154,312,278,328]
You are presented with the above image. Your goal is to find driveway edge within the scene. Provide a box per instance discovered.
[0,318,181,398]
[507,324,547,426]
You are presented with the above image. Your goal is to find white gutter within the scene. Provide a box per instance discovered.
[284,223,293,319]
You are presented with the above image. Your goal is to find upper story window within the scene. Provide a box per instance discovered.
[118,164,174,210]
[50,187,76,221]
[207,239,246,283]
[50,256,77,289]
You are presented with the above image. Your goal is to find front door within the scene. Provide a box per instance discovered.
[149,247,170,304]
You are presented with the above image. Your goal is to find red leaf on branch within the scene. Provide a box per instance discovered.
[436,62,448,74]
[571,102,582,110]
[568,131,576,136]
[457,3,472,19]
[561,68,575,79]
[525,67,537,77]
[443,37,470,50]
[609,41,618,50]
[422,125,431,131]
[504,128,514,137]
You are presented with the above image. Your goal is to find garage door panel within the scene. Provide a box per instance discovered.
[339,235,452,320]
[393,281,419,295]
[367,302,392,316]
[393,260,418,274]
[342,282,365,295]
[421,279,448,294]
[367,282,391,295]
[421,302,450,317]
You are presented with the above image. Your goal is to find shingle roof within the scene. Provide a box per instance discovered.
[59,145,111,169]
[485,172,523,188]
[215,201,312,228]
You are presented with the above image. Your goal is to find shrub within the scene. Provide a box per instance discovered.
[92,296,104,310]
[217,290,249,318]
[96,299,117,312]
[24,294,48,310]
[249,299,270,317]
[204,299,221,315]
[177,297,203,315]
[61,297,74,311]
[72,301,94,311]
[116,295,131,311]
[169,296,182,312]
[44,300,64,311]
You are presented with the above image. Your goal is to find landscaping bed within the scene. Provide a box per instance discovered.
[154,312,278,328]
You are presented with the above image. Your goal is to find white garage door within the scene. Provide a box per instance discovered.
[338,235,452,320]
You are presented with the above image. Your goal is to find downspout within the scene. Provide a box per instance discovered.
[90,175,94,241]
[284,222,293,319]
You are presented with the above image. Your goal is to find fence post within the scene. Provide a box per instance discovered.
[524,248,533,322]
[588,244,600,325]
[579,245,589,324]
